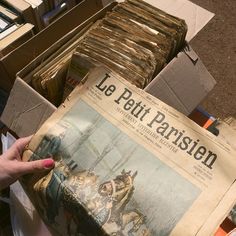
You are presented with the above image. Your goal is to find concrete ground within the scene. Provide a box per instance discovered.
[190,0,236,119]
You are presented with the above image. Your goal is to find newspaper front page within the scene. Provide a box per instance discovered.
[22,67,236,236]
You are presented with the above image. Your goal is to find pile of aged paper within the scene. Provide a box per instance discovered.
[30,24,93,106]
[30,0,187,106]
[74,0,187,88]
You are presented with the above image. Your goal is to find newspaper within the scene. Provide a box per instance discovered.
[22,67,236,236]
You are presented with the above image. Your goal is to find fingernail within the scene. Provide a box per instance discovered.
[43,159,55,169]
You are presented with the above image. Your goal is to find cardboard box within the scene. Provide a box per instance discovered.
[1,0,216,138]
[144,48,216,114]
[0,0,103,92]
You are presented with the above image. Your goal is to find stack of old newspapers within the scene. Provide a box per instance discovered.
[30,0,187,106]
[21,67,236,236]
[66,0,187,96]
[73,0,187,89]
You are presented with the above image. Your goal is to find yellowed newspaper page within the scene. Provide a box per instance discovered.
[22,67,236,236]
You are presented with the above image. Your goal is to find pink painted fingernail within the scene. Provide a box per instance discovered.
[43,159,55,169]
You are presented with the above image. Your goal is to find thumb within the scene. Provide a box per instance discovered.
[5,136,33,160]
[14,136,33,151]
[15,158,55,176]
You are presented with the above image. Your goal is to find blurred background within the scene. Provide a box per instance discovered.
[190,0,236,119]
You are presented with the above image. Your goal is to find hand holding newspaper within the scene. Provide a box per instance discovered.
[22,67,236,236]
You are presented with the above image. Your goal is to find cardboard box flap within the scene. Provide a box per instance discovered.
[145,47,216,115]
[1,78,56,137]
[146,78,189,114]
[116,0,214,41]
[184,46,199,63]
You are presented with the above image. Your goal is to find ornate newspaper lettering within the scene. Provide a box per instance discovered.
[22,67,236,236]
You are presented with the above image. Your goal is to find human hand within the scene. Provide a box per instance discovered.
[0,136,55,190]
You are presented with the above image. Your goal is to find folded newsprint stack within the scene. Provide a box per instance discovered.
[64,0,188,103]
[74,0,187,90]
[21,67,236,236]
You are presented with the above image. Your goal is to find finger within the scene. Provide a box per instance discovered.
[14,158,55,176]
[14,136,33,153]
[4,136,33,160]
